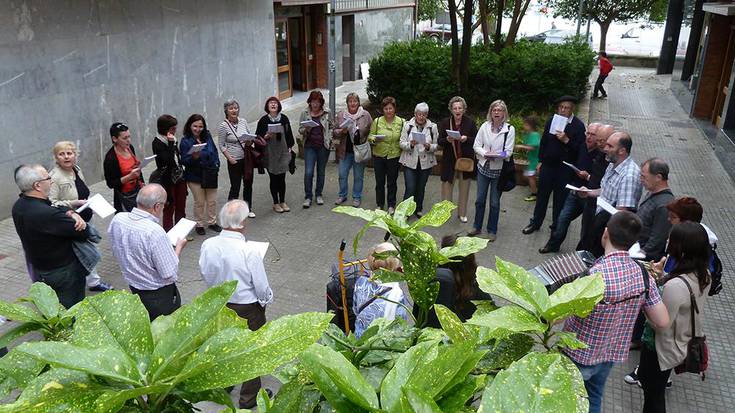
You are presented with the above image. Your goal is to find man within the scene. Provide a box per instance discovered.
[539,123,601,253]
[108,184,187,320]
[576,125,614,251]
[593,52,613,99]
[12,164,90,308]
[563,211,669,413]
[578,131,643,257]
[199,200,273,409]
[522,96,586,235]
[636,158,675,261]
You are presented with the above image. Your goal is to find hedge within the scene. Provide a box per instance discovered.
[366,39,596,119]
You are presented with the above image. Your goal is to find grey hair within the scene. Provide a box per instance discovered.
[136,184,167,209]
[14,164,46,193]
[218,200,250,229]
[414,102,429,114]
[486,100,509,123]
[223,99,239,114]
[345,92,360,105]
[642,157,669,180]
[447,96,467,112]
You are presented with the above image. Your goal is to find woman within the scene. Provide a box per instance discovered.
[399,102,438,217]
[256,96,295,213]
[180,114,221,235]
[104,122,143,213]
[218,99,264,218]
[469,100,515,241]
[49,141,113,292]
[638,222,711,413]
[369,96,404,213]
[334,92,373,207]
[438,96,477,223]
[298,91,332,208]
[152,114,188,231]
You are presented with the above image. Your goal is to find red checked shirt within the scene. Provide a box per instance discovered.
[563,251,662,365]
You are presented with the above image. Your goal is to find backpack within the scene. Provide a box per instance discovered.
[708,244,723,296]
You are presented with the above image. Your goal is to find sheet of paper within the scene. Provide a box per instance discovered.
[247,240,270,260]
[373,134,386,141]
[565,184,592,192]
[339,117,354,129]
[267,124,284,134]
[411,131,426,144]
[76,193,116,219]
[237,132,258,143]
[562,161,581,173]
[628,242,646,259]
[550,114,569,133]
[597,197,618,215]
[167,218,197,246]
[186,143,207,155]
[300,120,320,128]
[446,130,461,139]
[140,155,157,169]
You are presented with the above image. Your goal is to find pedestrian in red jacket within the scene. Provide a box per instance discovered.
[594,52,614,98]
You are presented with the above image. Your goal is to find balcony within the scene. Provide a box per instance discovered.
[335,0,415,13]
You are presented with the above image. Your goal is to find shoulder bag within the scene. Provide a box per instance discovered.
[353,127,372,163]
[450,122,474,173]
[497,132,516,192]
[673,275,709,380]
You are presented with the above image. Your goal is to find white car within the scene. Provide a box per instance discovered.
[524,29,593,46]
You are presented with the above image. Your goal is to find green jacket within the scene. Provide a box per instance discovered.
[369,115,404,159]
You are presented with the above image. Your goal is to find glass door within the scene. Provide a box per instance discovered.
[276,19,292,99]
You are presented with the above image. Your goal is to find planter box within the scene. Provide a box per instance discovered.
[514,158,529,187]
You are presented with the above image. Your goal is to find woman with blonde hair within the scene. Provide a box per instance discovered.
[49,140,113,292]
[333,92,373,207]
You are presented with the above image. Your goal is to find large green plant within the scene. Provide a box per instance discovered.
[334,198,488,327]
[0,282,75,347]
[0,281,332,412]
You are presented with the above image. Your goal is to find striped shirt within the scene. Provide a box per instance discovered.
[108,208,179,291]
[598,156,642,212]
[218,118,251,160]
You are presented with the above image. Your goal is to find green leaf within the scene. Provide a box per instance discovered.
[71,291,154,372]
[0,349,46,399]
[0,300,42,323]
[478,352,588,413]
[380,341,438,412]
[360,366,390,393]
[300,343,379,411]
[269,380,321,413]
[16,341,142,385]
[410,200,456,229]
[257,387,274,412]
[0,368,105,413]
[475,334,535,372]
[466,306,546,338]
[434,304,473,344]
[553,332,588,350]
[0,322,41,349]
[148,280,237,382]
[181,312,333,391]
[542,274,604,323]
[94,384,171,413]
[332,205,384,224]
[370,268,405,283]
[476,259,550,315]
[393,197,417,226]
[438,236,488,259]
[27,282,62,320]
[437,374,485,412]
[401,387,443,413]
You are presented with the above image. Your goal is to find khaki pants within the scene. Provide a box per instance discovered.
[187,181,217,227]
[441,174,471,217]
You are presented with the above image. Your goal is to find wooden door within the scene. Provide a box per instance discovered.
[275,19,292,99]
[342,15,355,82]
[713,25,735,125]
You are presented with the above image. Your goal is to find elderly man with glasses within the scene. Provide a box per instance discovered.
[12,164,90,308]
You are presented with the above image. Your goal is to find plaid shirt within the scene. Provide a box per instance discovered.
[597,156,642,212]
[563,251,661,365]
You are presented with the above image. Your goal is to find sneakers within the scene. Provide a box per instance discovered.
[208,224,222,233]
[459,216,468,223]
[624,367,673,389]
[468,228,482,237]
[248,211,256,218]
[352,199,361,207]
[487,233,497,242]
[89,281,114,292]
[316,196,324,205]
[524,194,537,202]
[416,211,423,218]
[195,226,206,236]
[303,198,312,209]
[273,204,284,213]
[335,197,347,205]
[388,206,395,214]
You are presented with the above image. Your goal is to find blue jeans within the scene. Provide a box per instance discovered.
[403,166,431,212]
[473,172,501,234]
[546,192,585,250]
[338,152,365,200]
[304,145,330,200]
[573,360,614,413]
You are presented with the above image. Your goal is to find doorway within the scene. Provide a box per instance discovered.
[342,15,355,82]
[275,19,292,100]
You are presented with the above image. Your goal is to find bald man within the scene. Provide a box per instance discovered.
[577,124,614,251]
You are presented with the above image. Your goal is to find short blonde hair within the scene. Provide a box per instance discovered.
[367,242,402,272]
[53,141,77,156]
[448,96,467,112]
[487,100,509,123]
[345,92,361,105]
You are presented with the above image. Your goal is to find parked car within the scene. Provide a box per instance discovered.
[523,29,592,46]
[422,23,455,43]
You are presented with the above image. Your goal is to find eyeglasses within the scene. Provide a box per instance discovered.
[35,176,52,184]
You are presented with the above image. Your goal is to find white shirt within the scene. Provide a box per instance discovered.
[473,121,515,170]
[199,230,273,306]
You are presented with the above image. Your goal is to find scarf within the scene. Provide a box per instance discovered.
[268,112,282,123]
[345,106,364,137]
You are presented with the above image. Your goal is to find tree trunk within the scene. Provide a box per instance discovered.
[448,0,460,90]
[598,20,611,52]
[505,0,533,47]
[479,0,490,46]
[459,0,474,94]
[494,0,505,52]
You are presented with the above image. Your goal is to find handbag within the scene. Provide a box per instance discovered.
[288,151,296,175]
[201,166,219,189]
[497,132,516,192]
[353,129,372,163]
[115,184,139,212]
[673,276,709,380]
[452,140,474,173]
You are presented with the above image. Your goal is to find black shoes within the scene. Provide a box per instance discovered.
[195,227,206,235]
[467,228,482,237]
[539,244,559,254]
[89,281,114,292]
[522,224,539,235]
[208,224,223,233]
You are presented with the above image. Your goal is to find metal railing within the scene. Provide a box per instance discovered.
[335,0,414,12]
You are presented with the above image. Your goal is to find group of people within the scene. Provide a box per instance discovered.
[10,86,718,412]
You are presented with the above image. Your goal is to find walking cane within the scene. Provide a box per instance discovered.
[338,239,351,335]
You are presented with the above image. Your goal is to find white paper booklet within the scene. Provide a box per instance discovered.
[628,242,646,259]
[411,131,426,144]
[550,114,569,133]
[562,161,581,173]
[186,143,207,155]
[373,134,386,141]
[446,130,461,139]
[300,120,320,128]
[237,133,258,143]
[597,197,618,215]
[247,241,270,260]
[267,124,284,134]
[564,184,592,192]
[167,218,197,246]
[140,155,157,169]
[76,193,116,219]
[339,117,354,129]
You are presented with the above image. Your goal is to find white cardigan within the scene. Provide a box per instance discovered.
[473,121,515,170]
[399,117,439,170]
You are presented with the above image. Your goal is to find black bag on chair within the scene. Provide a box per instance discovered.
[201,167,219,189]
[497,132,516,192]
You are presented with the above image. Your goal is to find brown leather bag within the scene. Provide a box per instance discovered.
[451,139,474,172]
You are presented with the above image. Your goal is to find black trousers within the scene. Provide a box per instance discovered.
[587,211,612,258]
[130,284,181,321]
[268,171,286,204]
[530,164,570,229]
[226,302,266,408]
[594,74,608,97]
[227,159,253,207]
[37,259,88,309]
[638,345,672,413]
[373,156,400,209]
[576,198,598,251]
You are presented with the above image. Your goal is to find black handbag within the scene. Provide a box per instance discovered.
[497,132,516,192]
[288,151,296,175]
[201,166,219,189]
[115,186,139,212]
[673,276,709,380]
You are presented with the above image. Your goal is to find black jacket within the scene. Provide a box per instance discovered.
[538,115,586,166]
[103,145,143,212]
[152,137,182,188]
